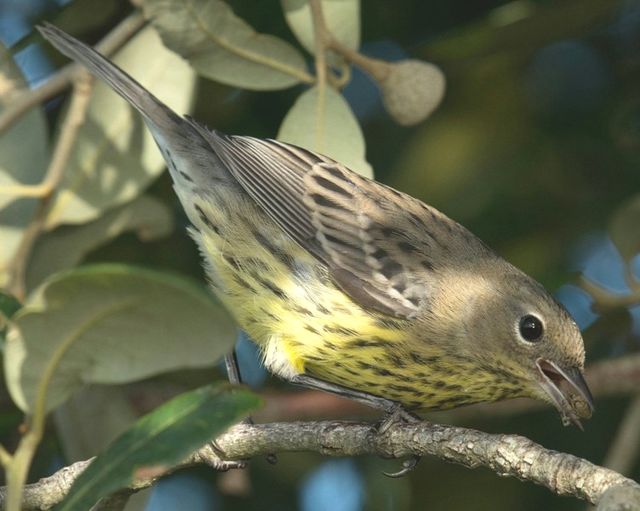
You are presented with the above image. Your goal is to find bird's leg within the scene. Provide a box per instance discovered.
[211,349,278,464]
[209,350,243,457]
[289,374,400,412]
[376,403,422,478]
[229,349,278,464]
[288,374,422,477]
[377,402,420,433]
[224,350,243,386]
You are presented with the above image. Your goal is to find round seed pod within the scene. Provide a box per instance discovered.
[380,59,446,126]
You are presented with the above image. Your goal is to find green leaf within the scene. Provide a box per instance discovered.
[0,199,38,289]
[56,383,260,511]
[4,264,237,413]
[282,0,360,56]
[27,195,173,291]
[43,26,195,229]
[0,43,49,210]
[0,290,21,344]
[278,85,372,177]
[610,194,640,263]
[144,0,308,90]
[54,386,140,462]
[0,43,49,287]
[0,290,21,319]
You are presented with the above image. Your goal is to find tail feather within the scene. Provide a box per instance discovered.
[37,22,180,130]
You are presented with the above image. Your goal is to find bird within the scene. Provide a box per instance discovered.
[38,23,594,433]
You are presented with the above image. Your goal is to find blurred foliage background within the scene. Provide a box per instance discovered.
[1,0,639,510]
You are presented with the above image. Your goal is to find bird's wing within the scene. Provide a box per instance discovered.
[200,130,445,319]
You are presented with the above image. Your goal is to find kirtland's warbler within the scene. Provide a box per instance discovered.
[39,24,594,427]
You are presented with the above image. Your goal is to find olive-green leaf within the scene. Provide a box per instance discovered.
[0,43,49,210]
[0,290,21,319]
[0,43,49,287]
[43,26,195,229]
[4,264,236,413]
[281,0,360,56]
[610,194,640,262]
[27,195,173,291]
[278,85,372,177]
[144,0,308,90]
[54,385,140,462]
[56,383,260,511]
[0,290,21,344]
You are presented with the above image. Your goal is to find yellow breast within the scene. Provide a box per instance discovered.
[186,194,525,411]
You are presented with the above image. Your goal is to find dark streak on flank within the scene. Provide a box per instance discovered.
[223,254,241,270]
[194,204,220,234]
[292,305,313,316]
[317,303,330,314]
[410,353,440,365]
[323,325,358,336]
[256,277,287,299]
[233,275,255,292]
[253,231,296,269]
[350,337,396,348]
[179,170,194,183]
[260,308,277,321]
[305,324,320,334]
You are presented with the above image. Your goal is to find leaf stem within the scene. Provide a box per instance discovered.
[0,445,11,467]
[580,276,640,311]
[309,0,328,152]
[4,71,94,301]
[3,299,137,511]
[327,36,391,82]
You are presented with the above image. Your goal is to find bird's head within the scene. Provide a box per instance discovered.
[432,265,594,426]
[468,269,593,426]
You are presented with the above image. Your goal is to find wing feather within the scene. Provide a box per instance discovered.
[195,127,460,318]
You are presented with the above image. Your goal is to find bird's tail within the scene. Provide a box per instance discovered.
[38,22,181,130]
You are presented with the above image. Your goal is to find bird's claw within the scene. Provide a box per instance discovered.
[383,455,421,478]
[375,403,422,477]
[377,403,420,434]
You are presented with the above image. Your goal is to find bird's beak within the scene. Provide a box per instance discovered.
[535,358,594,429]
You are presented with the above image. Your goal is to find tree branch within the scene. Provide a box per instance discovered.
[1,420,638,510]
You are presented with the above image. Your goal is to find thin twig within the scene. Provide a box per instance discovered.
[0,11,146,138]
[0,420,638,510]
[327,36,391,82]
[309,0,329,152]
[2,12,147,301]
[4,71,94,301]
[580,276,640,311]
[0,446,11,469]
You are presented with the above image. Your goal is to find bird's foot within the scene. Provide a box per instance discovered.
[376,403,422,478]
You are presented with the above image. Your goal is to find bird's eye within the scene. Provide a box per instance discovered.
[519,315,543,342]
